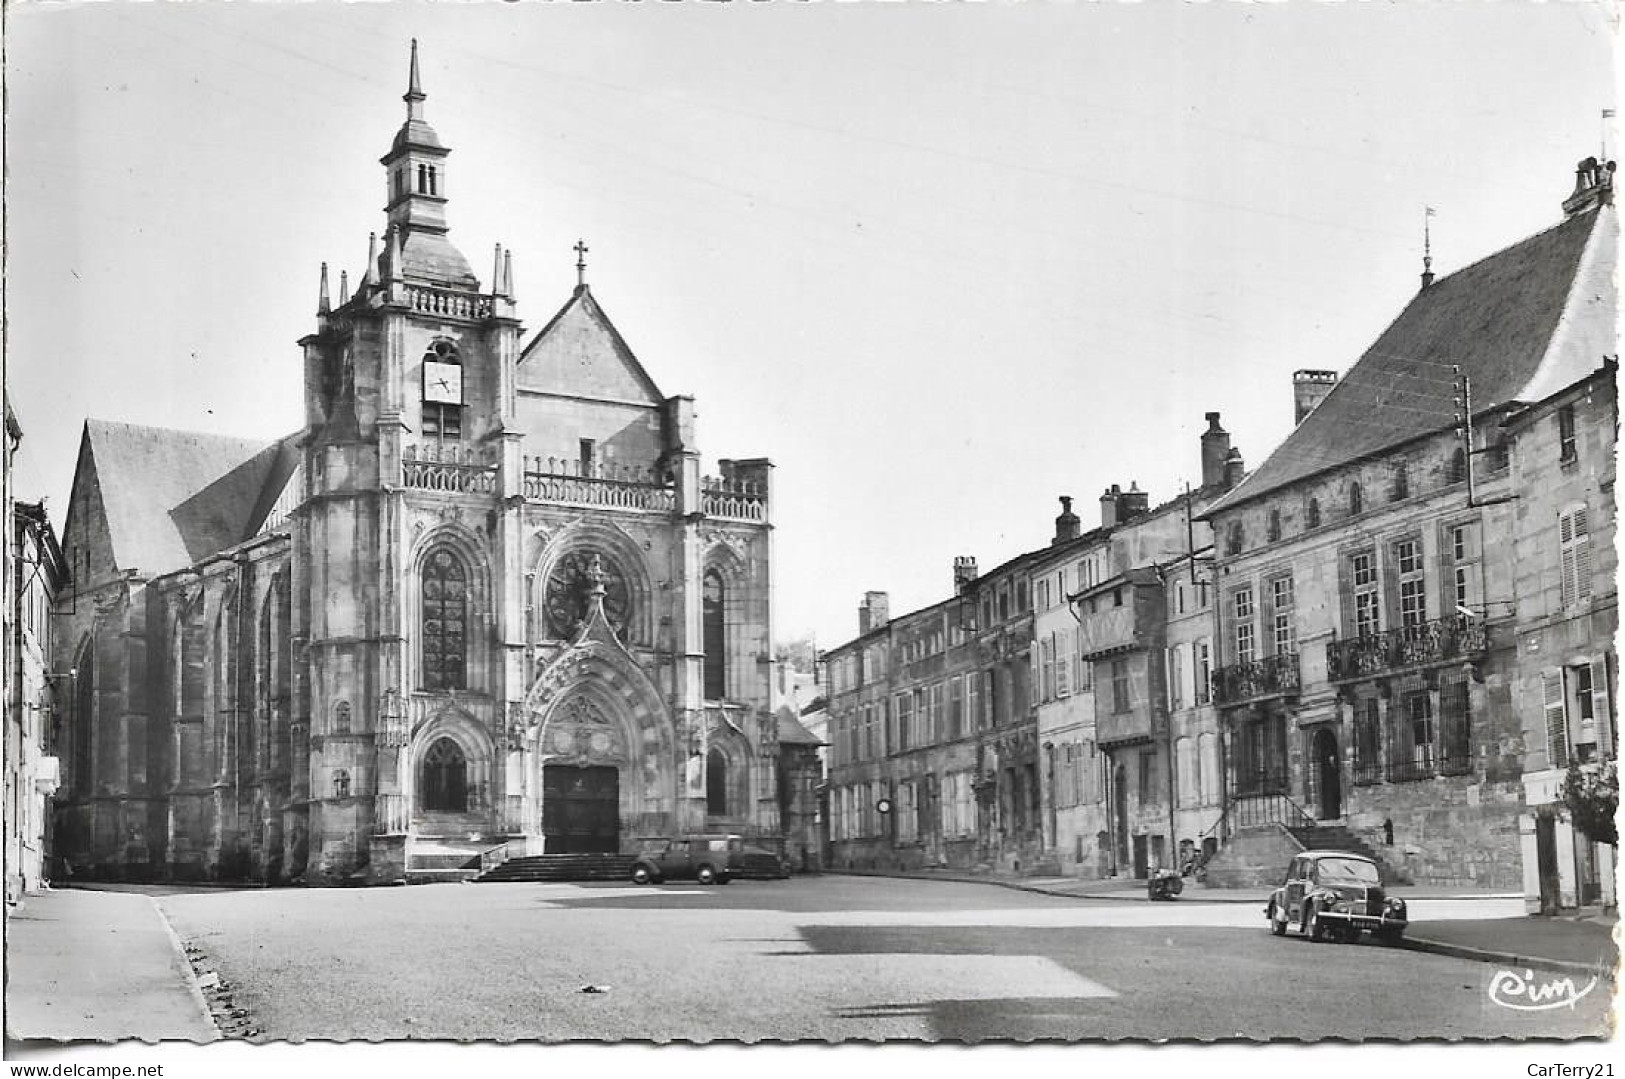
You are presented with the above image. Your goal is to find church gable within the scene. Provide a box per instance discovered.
[517,286,665,405]
[61,429,120,585]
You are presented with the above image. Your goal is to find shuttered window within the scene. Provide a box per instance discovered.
[1560,506,1592,608]
[1543,669,1569,770]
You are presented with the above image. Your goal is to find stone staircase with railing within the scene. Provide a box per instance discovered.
[1196,793,1409,889]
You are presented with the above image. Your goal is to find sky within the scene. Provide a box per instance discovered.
[5,0,1618,657]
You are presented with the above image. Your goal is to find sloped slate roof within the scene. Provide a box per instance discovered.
[776,706,824,746]
[1211,204,1613,512]
[518,285,665,404]
[83,420,298,576]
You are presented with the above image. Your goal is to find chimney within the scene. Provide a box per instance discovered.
[1293,370,1338,425]
[1100,484,1121,529]
[1118,482,1149,522]
[1053,496,1081,544]
[858,591,890,635]
[953,556,979,594]
[1223,447,1246,490]
[1563,156,1616,218]
[1199,412,1230,488]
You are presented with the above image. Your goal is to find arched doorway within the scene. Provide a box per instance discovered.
[706,747,728,816]
[1312,727,1341,820]
[421,737,469,812]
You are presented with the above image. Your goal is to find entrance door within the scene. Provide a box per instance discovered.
[1132,834,1149,880]
[1312,727,1342,820]
[1535,811,1560,914]
[543,765,620,853]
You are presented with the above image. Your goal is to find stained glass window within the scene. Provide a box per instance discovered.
[423,549,468,690]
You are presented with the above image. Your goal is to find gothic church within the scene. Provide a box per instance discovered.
[51,44,802,884]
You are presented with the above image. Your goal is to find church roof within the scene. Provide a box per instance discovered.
[396,229,478,289]
[518,285,666,404]
[1209,201,1615,513]
[79,420,299,576]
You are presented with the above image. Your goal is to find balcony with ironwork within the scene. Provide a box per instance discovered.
[1325,613,1488,683]
[1211,652,1300,708]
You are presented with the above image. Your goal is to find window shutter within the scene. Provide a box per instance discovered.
[1591,654,1613,757]
[1381,545,1401,632]
[1437,523,1457,620]
[1056,630,1070,697]
[1542,669,1569,769]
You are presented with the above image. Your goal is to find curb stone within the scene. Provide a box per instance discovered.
[146,896,223,1042]
[1399,935,1619,980]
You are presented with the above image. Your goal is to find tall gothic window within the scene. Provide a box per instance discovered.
[421,737,468,812]
[703,569,726,701]
[422,550,469,690]
[706,746,728,816]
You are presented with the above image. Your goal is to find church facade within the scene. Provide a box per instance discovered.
[51,45,796,884]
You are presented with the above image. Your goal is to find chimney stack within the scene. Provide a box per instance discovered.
[1223,448,1246,490]
[858,591,890,635]
[953,556,979,594]
[1200,412,1230,488]
[1118,482,1149,522]
[1053,496,1081,544]
[1100,484,1121,529]
[1293,370,1338,425]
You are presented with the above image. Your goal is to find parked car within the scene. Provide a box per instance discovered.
[1265,850,1407,944]
[629,834,787,885]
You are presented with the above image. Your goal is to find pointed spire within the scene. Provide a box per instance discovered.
[339,269,349,306]
[318,262,331,315]
[492,243,505,297]
[1420,206,1435,289]
[503,248,514,298]
[363,232,379,287]
[404,39,425,121]
[386,225,403,283]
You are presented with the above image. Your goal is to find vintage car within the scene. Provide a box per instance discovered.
[629,834,788,885]
[1265,850,1407,944]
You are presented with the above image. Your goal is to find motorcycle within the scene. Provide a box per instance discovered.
[1147,867,1184,901]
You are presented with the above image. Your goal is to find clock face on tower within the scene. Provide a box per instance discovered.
[544,549,632,641]
[423,360,463,405]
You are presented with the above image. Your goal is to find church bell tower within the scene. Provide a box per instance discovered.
[291,40,524,883]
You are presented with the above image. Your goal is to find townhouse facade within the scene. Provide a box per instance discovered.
[1507,361,1617,911]
[1200,158,1616,891]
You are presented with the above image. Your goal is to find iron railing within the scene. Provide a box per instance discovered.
[1212,652,1300,707]
[1326,613,1487,682]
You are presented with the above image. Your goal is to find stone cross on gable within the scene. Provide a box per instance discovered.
[574,239,589,287]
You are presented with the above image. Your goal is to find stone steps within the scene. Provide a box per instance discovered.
[475,854,635,883]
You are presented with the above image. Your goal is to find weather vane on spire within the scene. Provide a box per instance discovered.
[1421,206,1436,289]
[575,239,590,288]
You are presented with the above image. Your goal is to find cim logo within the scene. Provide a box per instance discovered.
[1487,968,1600,1012]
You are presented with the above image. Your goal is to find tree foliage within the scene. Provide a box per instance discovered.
[1561,758,1618,847]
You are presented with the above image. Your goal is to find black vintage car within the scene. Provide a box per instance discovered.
[629,834,788,885]
[1265,850,1407,944]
